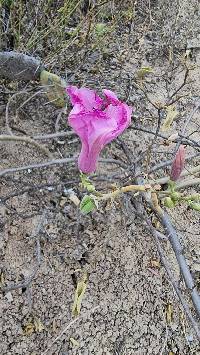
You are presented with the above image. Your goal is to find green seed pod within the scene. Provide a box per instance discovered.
[163,197,175,208]
[188,202,200,212]
[171,192,181,201]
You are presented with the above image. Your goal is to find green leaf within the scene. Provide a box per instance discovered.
[163,197,175,208]
[94,23,109,37]
[40,70,66,107]
[72,273,88,317]
[80,195,98,214]
[80,173,96,192]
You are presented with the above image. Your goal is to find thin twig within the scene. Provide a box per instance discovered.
[158,212,200,318]
[0,157,76,177]
[0,156,126,178]
[176,178,200,190]
[0,135,53,158]
[168,67,189,103]
[153,227,200,340]
[5,90,43,135]
[131,126,200,149]
[150,163,200,186]
[33,131,74,140]
[149,153,200,174]
[146,217,200,340]
[41,305,101,355]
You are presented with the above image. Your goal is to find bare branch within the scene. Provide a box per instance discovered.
[0,157,76,177]
[128,196,200,340]
[0,135,53,158]
[135,173,200,327]
[0,156,127,178]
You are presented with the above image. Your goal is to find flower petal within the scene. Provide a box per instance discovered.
[67,86,103,111]
[67,86,133,173]
[103,89,119,105]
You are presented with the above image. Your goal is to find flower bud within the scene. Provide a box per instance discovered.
[170,145,185,181]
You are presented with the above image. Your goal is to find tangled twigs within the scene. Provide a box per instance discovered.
[158,211,200,318]
[5,90,44,135]
[167,67,190,104]
[0,134,53,158]
[135,173,200,336]
[1,211,46,293]
[131,126,200,149]
[133,204,200,340]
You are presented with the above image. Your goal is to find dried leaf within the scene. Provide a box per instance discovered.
[150,260,160,268]
[40,70,66,107]
[69,193,80,206]
[151,192,162,214]
[34,317,45,332]
[0,272,5,287]
[166,303,173,324]
[60,197,68,207]
[23,317,45,335]
[72,273,88,317]
[161,106,179,132]
[184,49,191,60]
[23,322,35,336]
[70,337,80,347]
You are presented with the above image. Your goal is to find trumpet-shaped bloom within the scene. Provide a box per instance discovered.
[66,86,132,173]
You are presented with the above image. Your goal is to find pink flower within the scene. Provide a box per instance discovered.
[66,86,132,173]
[170,145,185,181]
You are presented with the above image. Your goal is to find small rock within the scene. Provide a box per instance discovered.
[5,291,13,302]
